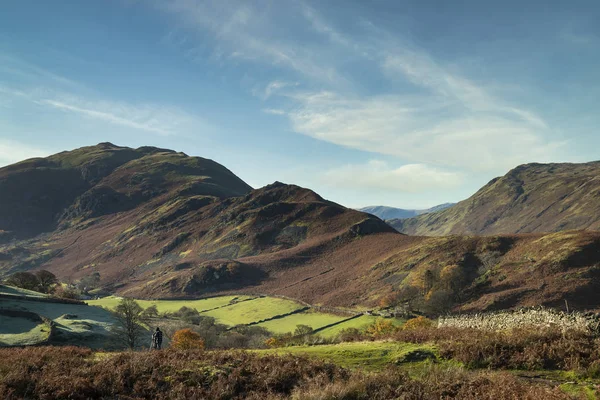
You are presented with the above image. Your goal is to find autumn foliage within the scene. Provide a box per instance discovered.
[365,318,398,337]
[170,328,205,350]
[402,316,434,331]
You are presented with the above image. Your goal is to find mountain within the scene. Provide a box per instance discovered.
[389,162,600,236]
[359,203,455,220]
[0,142,252,241]
[1,145,599,312]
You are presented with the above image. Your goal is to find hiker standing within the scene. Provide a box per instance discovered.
[151,327,163,350]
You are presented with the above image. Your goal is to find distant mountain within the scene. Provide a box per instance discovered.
[359,203,455,220]
[389,162,600,236]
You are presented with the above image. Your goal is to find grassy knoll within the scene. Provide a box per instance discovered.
[0,315,51,346]
[87,295,254,313]
[201,296,305,326]
[258,340,438,371]
[0,298,116,348]
[255,310,347,334]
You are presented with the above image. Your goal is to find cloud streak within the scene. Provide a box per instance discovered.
[1,85,202,136]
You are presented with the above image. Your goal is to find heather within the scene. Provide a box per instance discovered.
[0,346,574,400]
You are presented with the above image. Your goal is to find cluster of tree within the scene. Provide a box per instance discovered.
[379,265,468,315]
[3,270,58,294]
[2,269,104,300]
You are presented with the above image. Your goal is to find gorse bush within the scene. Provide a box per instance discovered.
[0,347,574,399]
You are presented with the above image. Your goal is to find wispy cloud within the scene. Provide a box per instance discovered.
[153,1,566,172]
[322,160,464,192]
[1,85,203,136]
[254,80,299,100]
[0,53,84,90]
[156,0,347,85]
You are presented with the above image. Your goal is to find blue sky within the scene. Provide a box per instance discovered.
[1,0,599,208]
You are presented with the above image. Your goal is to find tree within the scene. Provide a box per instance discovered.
[5,272,39,291]
[439,264,464,294]
[141,304,159,319]
[112,298,147,349]
[35,270,58,294]
[422,270,435,295]
[171,329,205,350]
[53,285,80,299]
[293,325,313,337]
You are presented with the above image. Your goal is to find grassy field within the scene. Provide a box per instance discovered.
[87,295,254,313]
[257,340,439,371]
[88,295,400,335]
[255,310,347,334]
[201,296,305,326]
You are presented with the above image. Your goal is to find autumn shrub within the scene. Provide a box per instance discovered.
[366,318,398,337]
[170,328,205,350]
[402,316,433,331]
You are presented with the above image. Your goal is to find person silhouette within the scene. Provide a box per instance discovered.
[151,327,163,350]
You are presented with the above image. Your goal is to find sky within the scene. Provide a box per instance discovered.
[1,0,599,209]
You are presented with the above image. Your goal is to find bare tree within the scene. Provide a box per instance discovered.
[111,298,147,349]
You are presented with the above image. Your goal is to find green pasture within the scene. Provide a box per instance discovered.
[317,315,379,337]
[87,295,254,314]
[201,296,305,326]
[255,310,347,334]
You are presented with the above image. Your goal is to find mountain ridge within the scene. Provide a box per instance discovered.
[1,145,599,312]
[389,161,600,236]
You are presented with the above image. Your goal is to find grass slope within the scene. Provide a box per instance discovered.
[0,298,116,348]
[0,315,50,346]
[0,284,49,298]
[258,341,438,371]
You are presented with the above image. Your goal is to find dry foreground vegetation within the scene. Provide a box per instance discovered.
[2,311,600,399]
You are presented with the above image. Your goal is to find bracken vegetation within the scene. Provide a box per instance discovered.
[0,346,575,399]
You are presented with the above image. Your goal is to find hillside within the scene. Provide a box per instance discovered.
[359,203,455,220]
[1,145,600,312]
[389,162,600,236]
[0,142,252,241]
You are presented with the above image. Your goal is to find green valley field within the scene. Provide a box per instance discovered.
[87,294,387,335]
